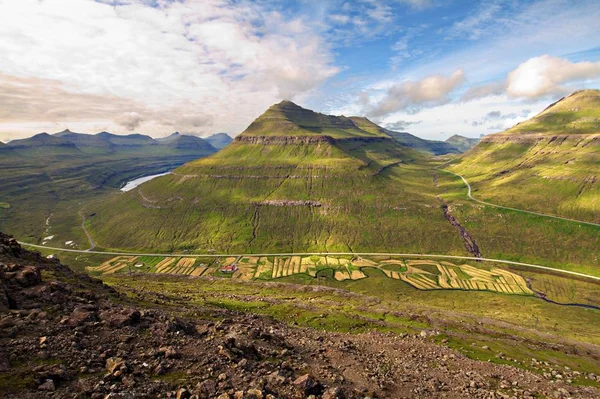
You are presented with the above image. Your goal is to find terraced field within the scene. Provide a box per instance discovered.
[86,255,532,296]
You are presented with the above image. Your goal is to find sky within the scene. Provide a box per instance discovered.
[0,0,599,142]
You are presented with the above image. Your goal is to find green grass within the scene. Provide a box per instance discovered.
[436,170,600,276]
[448,91,600,224]
[86,140,469,256]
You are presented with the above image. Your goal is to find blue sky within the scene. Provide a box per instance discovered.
[0,0,599,141]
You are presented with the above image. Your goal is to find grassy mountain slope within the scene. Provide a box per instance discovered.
[88,102,465,253]
[445,134,480,152]
[449,89,600,223]
[500,89,600,135]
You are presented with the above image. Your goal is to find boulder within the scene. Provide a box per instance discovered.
[293,374,323,396]
[38,379,55,392]
[106,357,125,374]
[15,266,41,287]
[100,308,140,328]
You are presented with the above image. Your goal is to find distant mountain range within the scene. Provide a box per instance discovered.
[1,125,478,156]
[5,129,224,155]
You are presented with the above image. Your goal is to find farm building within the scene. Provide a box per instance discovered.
[220,264,238,273]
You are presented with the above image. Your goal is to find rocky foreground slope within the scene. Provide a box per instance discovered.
[1,232,598,398]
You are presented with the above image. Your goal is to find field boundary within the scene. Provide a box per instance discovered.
[18,241,600,282]
[440,169,600,228]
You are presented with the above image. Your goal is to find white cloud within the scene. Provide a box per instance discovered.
[507,55,600,98]
[463,55,600,101]
[115,112,144,131]
[381,94,549,140]
[461,82,505,101]
[365,69,465,117]
[0,0,338,139]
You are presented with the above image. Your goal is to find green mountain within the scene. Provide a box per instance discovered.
[445,134,480,152]
[7,132,81,156]
[205,132,233,149]
[87,101,467,253]
[499,89,600,135]
[8,132,76,148]
[240,100,390,138]
[449,89,600,223]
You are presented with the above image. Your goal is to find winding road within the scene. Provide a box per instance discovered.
[441,170,600,228]
[17,241,600,282]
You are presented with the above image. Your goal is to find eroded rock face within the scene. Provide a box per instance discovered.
[234,135,335,145]
[234,135,392,146]
[256,200,323,207]
[481,133,600,145]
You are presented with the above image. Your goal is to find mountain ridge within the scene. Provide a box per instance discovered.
[5,130,218,155]
[495,89,600,137]
[239,100,390,139]
[86,101,465,253]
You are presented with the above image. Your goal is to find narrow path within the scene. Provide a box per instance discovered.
[17,241,600,282]
[440,170,600,228]
[78,210,96,251]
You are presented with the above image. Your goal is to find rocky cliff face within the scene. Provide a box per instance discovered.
[234,135,335,145]
[481,132,600,144]
[234,135,392,146]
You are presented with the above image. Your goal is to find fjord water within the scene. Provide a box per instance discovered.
[120,172,171,192]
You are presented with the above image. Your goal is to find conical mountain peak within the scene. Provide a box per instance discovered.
[240,102,390,139]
